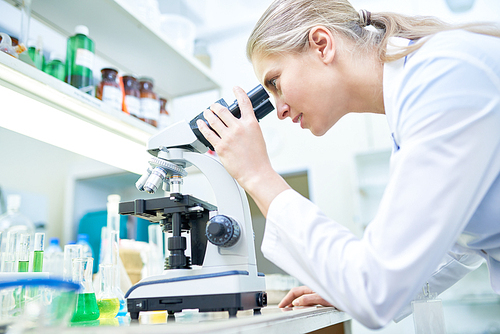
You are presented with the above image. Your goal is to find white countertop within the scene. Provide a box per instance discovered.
[40,306,350,334]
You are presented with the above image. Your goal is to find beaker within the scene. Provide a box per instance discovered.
[96,263,119,319]
[71,257,100,322]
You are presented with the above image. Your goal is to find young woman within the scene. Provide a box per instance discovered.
[197,0,500,329]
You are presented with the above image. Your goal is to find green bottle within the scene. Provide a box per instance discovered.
[44,52,66,81]
[27,37,45,70]
[66,25,95,94]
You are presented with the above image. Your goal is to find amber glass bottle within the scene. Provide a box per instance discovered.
[139,77,159,127]
[97,68,122,110]
[122,75,141,118]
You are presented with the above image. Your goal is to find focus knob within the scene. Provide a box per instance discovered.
[206,215,240,247]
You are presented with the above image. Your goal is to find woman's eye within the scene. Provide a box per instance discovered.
[270,78,277,89]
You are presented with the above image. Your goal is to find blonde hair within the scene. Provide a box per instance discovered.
[247,0,500,63]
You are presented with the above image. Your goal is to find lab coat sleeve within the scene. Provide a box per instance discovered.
[262,51,500,329]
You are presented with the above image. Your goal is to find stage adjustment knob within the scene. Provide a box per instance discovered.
[206,215,241,247]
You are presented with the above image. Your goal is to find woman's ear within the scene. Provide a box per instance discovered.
[308,26,335,64]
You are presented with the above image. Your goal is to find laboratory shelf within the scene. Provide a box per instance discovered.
[7,0,222,99]
[0,51,152,174]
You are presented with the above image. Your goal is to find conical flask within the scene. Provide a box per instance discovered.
[71,257,100,322]
[96,263,119,319]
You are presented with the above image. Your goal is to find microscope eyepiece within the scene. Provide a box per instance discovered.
[189,84,274,151]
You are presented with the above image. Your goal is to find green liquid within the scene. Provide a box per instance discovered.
[71,292,100,322]
[33,250,44,272]
[18,260,29,272]
[97,298,120,319]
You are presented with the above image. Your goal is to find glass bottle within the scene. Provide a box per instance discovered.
[32,232,44,272]
[71,257,100,322]
[97,68,122,111]
[139,77,159,127]
[96,263,119,319]
[158,97,171,130]
[121,75,141,119]
[0,195,35,241]
[66,25,95,95]
[27,36,45,70]
[44,52,66,81]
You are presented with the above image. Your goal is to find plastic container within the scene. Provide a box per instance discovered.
[139,77,159,127]
[77,234,93,261]
[44,52,66,81]
[121,75,141,118]
[0,33,19,58]
[97,68,122,110]
[158,97,171,129]
[0,278,79,329]
[66,25,95,94]
[43,237,63,277]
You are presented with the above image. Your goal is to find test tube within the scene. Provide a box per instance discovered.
[1,231,18,272]
[63,244,83,281]
[17,234,31,272]
[33,233,45,272]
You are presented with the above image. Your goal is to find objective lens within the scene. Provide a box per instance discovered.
[143,167,168,194]
[136,168,152,191]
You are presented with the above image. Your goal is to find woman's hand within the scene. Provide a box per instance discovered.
[197,86,290,217]
[278,286,334,308]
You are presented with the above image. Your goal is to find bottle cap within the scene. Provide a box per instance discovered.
[107,194,121,203]
[49,237,60,245]
[77,234,89,242]
[138,76,154,84]
[7,195,21,211]
[74,25,89,36]
[49,51,64,62]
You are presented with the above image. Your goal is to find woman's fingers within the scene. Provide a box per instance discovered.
[232,86,255,120]
[278,286,333,308]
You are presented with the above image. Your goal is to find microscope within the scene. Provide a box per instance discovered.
[119,85,274,320]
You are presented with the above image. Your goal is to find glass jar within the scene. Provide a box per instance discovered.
[139,77,160,127]
[97,68,122,111]
[122,75,141,119]
[158,97,171,130]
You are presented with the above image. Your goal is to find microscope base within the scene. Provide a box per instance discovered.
[127,290,267,319]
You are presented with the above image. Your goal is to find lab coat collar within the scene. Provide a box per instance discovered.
[383,37,412,151]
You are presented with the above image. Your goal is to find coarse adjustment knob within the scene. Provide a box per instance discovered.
[206,215,241,247]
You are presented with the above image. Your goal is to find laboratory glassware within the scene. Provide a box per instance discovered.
[96,263,119,319]
[17,234,30,272]
[33,232,44,272]
[71,257,100,322]
[1,231,18,272]
[63,244,83,281]
[66,25,95,94]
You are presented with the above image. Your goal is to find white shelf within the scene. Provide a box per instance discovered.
[0,51,151,174]
[9,0,222,99]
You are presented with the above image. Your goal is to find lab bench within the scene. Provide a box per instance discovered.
[39,306,351,334]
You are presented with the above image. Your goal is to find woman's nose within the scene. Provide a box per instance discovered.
[276,101,290,120]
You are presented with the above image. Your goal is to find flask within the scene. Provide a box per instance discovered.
[0,195,35,243]
[77,234,94,261]
[44,52,65,81]
[27,37,45,70]
[66,25,95,94]
[71,257,100,322]
[96,263,120,319]
[158,97,171,129]
[139,77,160,127]
[121,75,141,118]
[97,68,122,110]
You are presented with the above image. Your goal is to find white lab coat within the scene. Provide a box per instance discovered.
[262,30,500,329]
